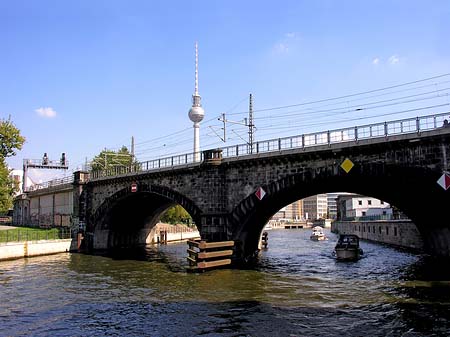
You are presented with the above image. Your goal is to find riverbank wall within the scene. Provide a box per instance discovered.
[148,223,200,244]
[0,238,78,261]
[332,220,423,251]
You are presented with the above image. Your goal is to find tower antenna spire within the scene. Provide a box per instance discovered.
[194,41,199,96]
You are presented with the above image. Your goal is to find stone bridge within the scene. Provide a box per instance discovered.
[15,114,450,262]
[83,122,450,261]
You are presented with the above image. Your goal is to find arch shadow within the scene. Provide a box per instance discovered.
[230,162,449,260]
[89,183,202,249]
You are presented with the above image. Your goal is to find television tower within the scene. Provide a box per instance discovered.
[188,42,205,162]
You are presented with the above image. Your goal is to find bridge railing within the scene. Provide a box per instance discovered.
[219,112,449,158]
[85,111,449,180]
[27,176,74,192]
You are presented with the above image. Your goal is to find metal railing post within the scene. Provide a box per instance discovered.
[384,122,388,137]
[354,127,358,141]
[416,117,420,134]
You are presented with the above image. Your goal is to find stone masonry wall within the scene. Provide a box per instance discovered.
[332,220,424,251]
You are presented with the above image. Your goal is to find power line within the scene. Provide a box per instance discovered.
[90,73,450,164]
[255,104,450,133]
[254,89,449,121]
[244,73,450,114]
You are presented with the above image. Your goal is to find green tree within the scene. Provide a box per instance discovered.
[0,118,25,213]
[0,159,16,212]
[90,146,136,171]
[0,117,25,158]
[160,205,192,225]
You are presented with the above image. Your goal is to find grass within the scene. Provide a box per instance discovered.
[0,227,71,243]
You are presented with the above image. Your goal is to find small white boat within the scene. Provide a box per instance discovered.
[310,226,327,241]
[334,234,363,261]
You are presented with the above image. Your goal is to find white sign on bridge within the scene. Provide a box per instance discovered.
[437,173,450,190]
[255,187,266,200]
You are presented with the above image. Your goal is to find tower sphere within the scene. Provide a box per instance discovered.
[189,106,205,123]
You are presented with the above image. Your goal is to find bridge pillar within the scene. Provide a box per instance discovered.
[199,214,231,242]
[72,171,89,231]
[424,227,450,257]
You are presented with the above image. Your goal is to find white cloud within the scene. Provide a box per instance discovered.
[35,107,57,118]
[274,42,289,54]
[272,32,301,54]
[372,57,380,65]
[388,55,400,65]
[285,32,297,39]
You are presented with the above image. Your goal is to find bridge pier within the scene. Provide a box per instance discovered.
[424,227,450,257]
[199,214,231,242]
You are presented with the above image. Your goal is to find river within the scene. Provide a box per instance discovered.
[1,229,449,336]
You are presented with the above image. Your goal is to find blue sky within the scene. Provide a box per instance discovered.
[1,0,449,183]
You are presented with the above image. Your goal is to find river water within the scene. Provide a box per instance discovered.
[1,229,449,336]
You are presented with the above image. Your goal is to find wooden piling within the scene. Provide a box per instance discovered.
[187,239,234,272]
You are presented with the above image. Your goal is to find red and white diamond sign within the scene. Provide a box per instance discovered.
[437,173,450,190]
[255,187,266,200]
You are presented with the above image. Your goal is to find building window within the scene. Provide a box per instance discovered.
[368,200,372,205]
[394,227,398,236]
[373,226,375,233]
[363,226,366,232]
[386,226,389,235]
[381,201,384,205]
[379,226,381,234]
[362,211,366,216]
[358,200,362,205]
[358,226,360,231]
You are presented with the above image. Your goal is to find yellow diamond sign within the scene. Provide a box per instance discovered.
[340,158,354,173]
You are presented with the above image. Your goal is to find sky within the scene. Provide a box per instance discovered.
[1,0,450,183]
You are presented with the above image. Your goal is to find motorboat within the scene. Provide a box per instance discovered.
[334,234,363,261]
[310,226,327,241]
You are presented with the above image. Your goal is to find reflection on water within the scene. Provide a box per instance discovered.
[0,229,449,336]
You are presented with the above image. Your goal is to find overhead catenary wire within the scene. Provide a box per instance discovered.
[229,73,450,116]
[253,88,450,121]
[255,104,450,133]
[88,73,450,165]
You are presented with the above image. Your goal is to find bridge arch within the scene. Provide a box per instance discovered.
[230,162,450,261]
[89,183,202,249]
